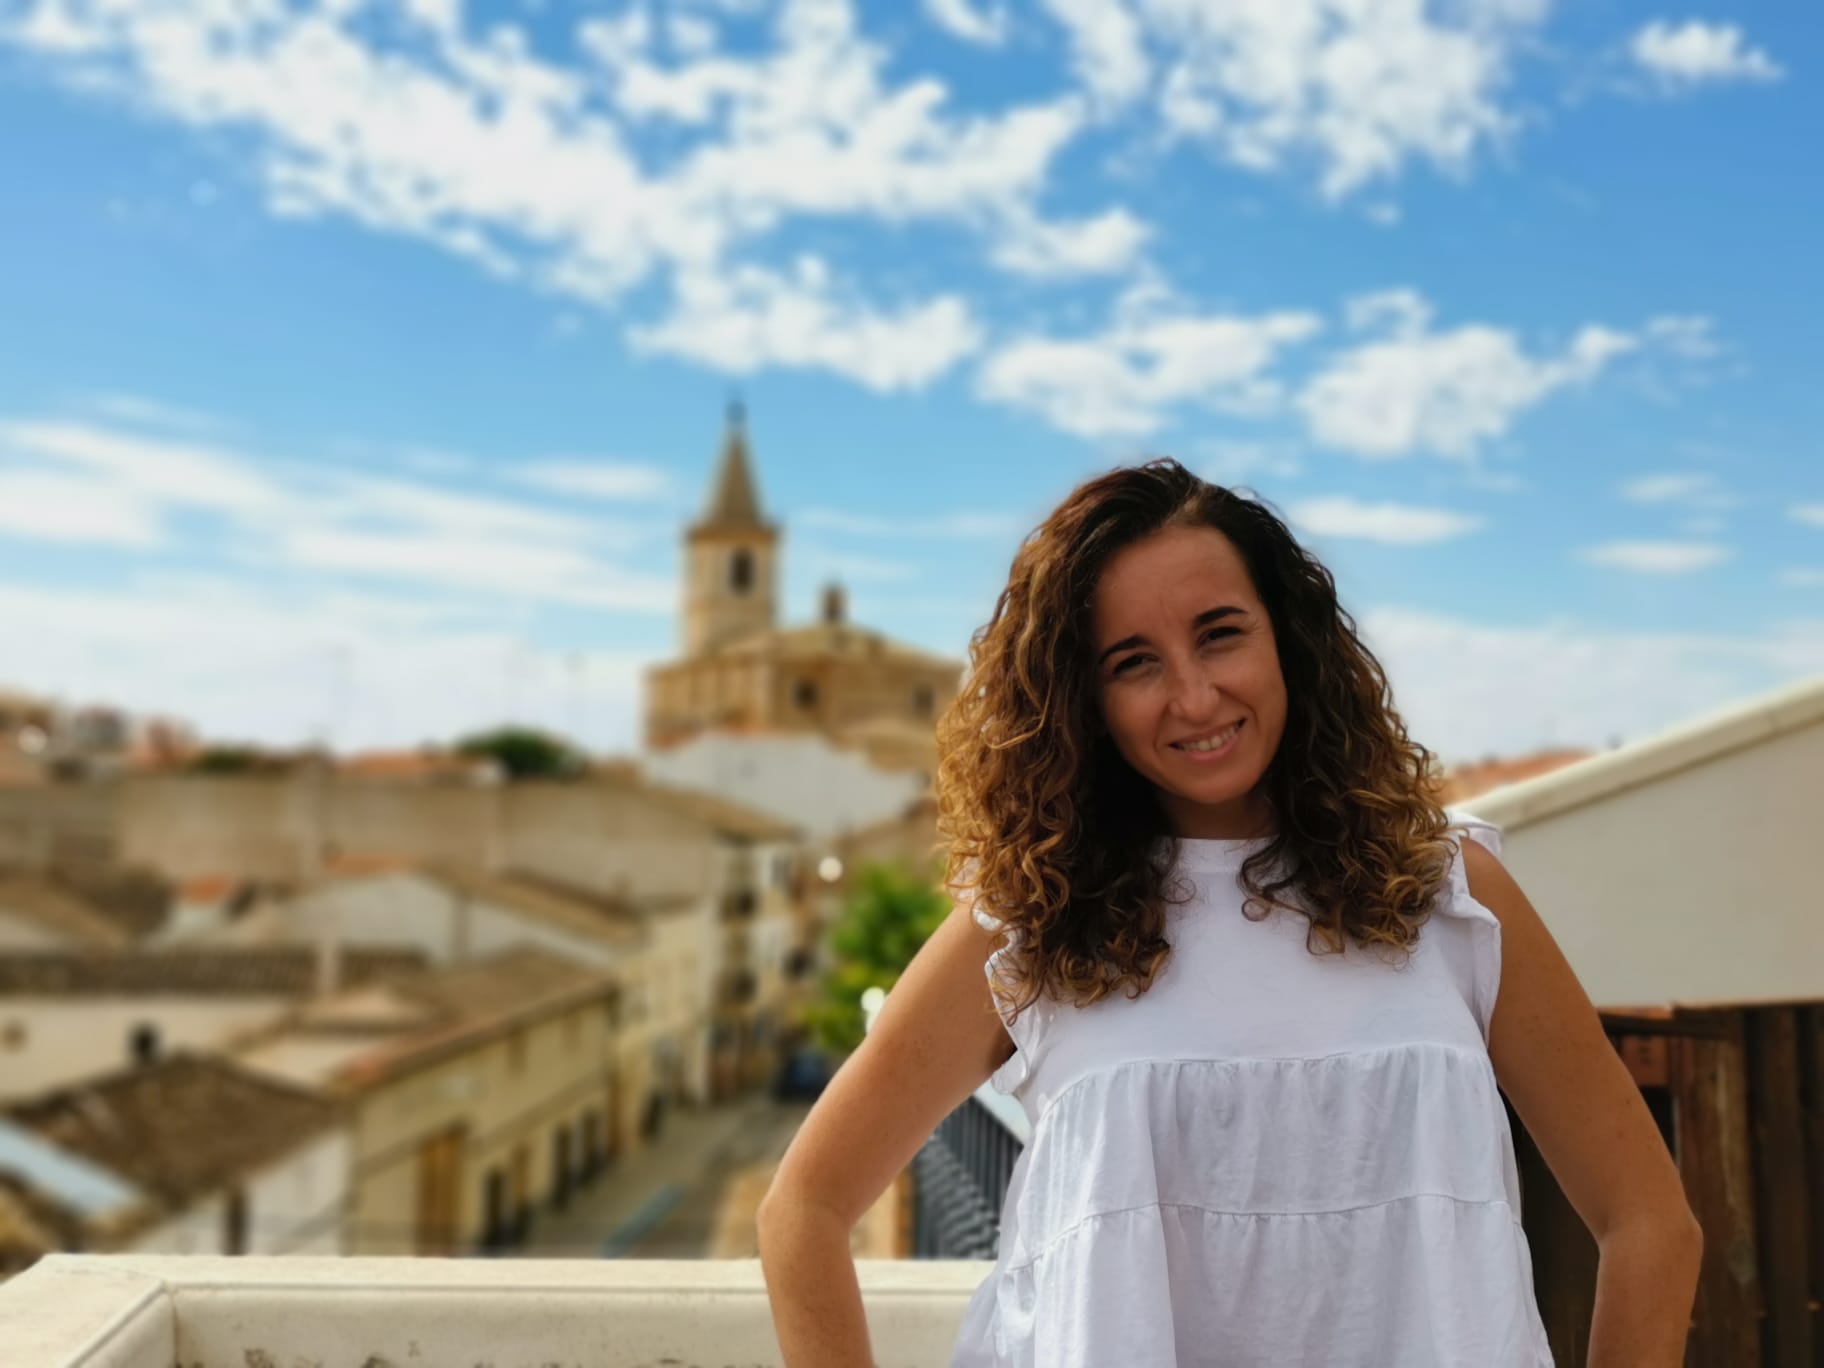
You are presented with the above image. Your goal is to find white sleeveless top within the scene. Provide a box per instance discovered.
[948,816,1554,1367]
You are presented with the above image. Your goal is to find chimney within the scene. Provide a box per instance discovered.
[821,581,846,626]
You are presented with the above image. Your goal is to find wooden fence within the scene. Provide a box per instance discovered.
[1513,1003,1823,1367]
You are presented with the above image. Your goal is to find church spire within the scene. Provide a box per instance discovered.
[698,393,766,531]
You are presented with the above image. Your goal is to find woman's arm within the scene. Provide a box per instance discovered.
[756,899,1019,1367]
[1461,839,1703,1367]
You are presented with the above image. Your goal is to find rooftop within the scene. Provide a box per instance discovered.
[4,1053,341,1213]
[0,946,427,997]
[236,945,619,1092]
[1469,670,1824,829]
[0,865,172,944]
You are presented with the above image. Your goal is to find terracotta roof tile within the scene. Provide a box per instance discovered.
[6,1053,341,1207]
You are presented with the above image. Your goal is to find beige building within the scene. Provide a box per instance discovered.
[643,402,964,777]
[235,946,623,1257]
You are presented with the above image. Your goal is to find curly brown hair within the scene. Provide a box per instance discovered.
[933,457,1459,1029]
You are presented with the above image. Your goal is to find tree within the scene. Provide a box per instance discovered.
[799,858,951,1055]
[452,726,586,780]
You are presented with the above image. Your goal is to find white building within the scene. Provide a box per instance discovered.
[1471,671,1824,1011]
[0,947,425,1100]
[642,730,928,843]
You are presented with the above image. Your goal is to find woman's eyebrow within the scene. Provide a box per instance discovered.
[1097,605,1245,666]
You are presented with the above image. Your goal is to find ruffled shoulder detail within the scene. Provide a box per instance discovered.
[1432,808,1505,1043]
[961,868,1040,1095]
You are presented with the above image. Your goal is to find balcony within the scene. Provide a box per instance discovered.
[1,1252,992,1366]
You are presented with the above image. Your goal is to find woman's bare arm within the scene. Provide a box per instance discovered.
[756,899,1017,1367]
[1463,839,1703,1367]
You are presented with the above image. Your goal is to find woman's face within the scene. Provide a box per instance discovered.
[1089,523,1288,840]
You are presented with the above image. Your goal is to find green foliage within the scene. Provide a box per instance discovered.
[188,745,287,774]
[453,726,587,780]
[801,858,951,1055]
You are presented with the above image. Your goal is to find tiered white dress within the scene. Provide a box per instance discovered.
[948,817,1554,1367]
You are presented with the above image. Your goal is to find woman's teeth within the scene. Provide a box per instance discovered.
[1175,721,1242,752]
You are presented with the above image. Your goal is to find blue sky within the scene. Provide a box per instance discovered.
[0,0,1819,764]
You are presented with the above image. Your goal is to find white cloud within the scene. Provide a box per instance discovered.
[1791,505,1824,529]
[1580,540,1730,574]
[1043,0,1549,199]
[512,461,675,502]
[1643,313,1726,360]
[1298,290,1642,459]
[1780,569,1824,589]
[78,391,232,434]
[987,204,1150,278]
[1629,20,1782,88]
[0,410,674,610]
[1364,606,1824,764]
[1042,0,1151,107]
[1288,496,1484,545]
[976,282,1321,438]
[926,0,1009,46]
[1618,471,1736,510]
[0,574,655,753]
[1,418,286,516]
[627,256,983,392]
[1,0,1114,384]
[0,468,164,548]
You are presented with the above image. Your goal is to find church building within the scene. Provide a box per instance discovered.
[642,403,964,776]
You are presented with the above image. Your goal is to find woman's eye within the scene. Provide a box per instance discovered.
[1112,629,1236,675]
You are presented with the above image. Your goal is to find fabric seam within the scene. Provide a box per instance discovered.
[1004,1191,1527,1274]
[1032,1036,1495,1130]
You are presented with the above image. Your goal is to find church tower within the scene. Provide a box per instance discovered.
[682,399,779,658]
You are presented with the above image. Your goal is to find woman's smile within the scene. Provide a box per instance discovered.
[1169,717,1244,762]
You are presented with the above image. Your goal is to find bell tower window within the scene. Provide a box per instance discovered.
[730,548,753,593]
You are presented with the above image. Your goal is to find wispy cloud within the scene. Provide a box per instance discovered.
[1628,20,1783,90]
[1045,0,1550,199]
[1288,496,1485,545]
[0,409,674,610]
[977,279,1321,438]
[1791,505,1824,529]
[627,257,984,392]
[511,460,675,503]
[0,574,657,752]
[925,0,1010,47]
[1296,290,1700,460]
[1579,540,1730,574]
[0,0,1116,393]
[1365,606,1824,763]
[1618,471,1738,511]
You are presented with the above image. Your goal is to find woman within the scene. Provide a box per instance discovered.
[758,460,1701,1366]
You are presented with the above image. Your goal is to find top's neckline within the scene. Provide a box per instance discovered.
[1160,833,1273,871]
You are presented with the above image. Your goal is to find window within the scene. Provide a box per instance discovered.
[130,1023,159,1067]
[793,678,818,710]
[224,1186,248,1256]
[729,548,753,592]
[912,683,934,715]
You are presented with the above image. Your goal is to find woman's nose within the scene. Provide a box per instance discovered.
[1168,662,1221,716]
